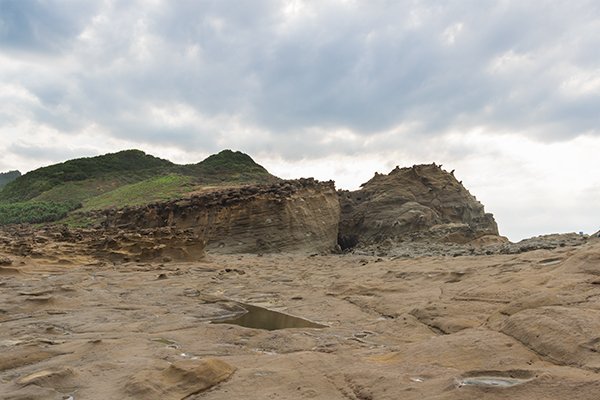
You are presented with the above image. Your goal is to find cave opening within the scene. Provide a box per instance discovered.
[338,234,359,251]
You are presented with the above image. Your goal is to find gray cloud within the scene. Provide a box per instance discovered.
[3,0,599,158]
[0,0,97,53]
[7,142,99,164]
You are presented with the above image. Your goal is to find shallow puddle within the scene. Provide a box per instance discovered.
[212,303,327,331]
[457,370,535,388]
[459,377,529,387]
[539,258,563,266]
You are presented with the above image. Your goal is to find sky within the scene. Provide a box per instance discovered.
[1,0,599,241]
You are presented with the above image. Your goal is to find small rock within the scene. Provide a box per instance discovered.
[0,257,13,266]
[183,288,200,297]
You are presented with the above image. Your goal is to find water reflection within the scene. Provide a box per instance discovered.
[212,303,326,330]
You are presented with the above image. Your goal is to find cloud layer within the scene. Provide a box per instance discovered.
[1,0,600,240]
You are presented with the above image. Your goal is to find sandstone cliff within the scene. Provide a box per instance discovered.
[338,163,499,249]
[102,179,341,254]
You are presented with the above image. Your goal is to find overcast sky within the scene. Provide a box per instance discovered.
[1,0,599,240]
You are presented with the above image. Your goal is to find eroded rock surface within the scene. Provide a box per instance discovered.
[338,164,499,250]
[0,234,600,400]
[1,232,600,399]
[124,359,235,399]
[102,178,340,254]
[0,225,205,263]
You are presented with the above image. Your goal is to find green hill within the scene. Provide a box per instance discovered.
[0,149,277,226]
[178,149,273,182]
[0,170,21,189]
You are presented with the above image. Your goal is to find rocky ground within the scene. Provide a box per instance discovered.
[1,230,600,399]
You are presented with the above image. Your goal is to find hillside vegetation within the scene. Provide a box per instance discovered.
[0,149,277,225]
[0,201,77,225]
[80,174,194,211]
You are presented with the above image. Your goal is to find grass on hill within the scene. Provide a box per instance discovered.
[196,149,270,175]
[177,149,275,183]
[80,174,194,211]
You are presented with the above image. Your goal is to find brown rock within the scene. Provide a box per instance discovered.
[102,180,341,254]
[0,348,64,372]
[17,367,75,388]
[501,306,600,370]
[124,359,235,399]
[338,164,499,249]
[0,256,13,266]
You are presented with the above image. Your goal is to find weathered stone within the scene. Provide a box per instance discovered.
[338,163,499,249]
[102,179,341,254]
[124,359,235,400]
[0,256,12,266]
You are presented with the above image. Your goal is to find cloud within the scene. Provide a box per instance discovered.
[0,0,97,53]
[3,0,600,153]
[7,142,98,163]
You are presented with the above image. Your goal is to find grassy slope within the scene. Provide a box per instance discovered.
[80,174,194,211]
[175,149,276,184]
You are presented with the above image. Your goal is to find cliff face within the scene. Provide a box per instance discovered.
[102,179,341,254]
[338,163,499,248]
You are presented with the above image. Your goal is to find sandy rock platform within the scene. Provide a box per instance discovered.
[1,238,600,399]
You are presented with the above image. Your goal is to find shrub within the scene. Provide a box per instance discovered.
[0,201,81,225]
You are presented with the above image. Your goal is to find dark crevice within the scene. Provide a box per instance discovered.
[338,234,359,251]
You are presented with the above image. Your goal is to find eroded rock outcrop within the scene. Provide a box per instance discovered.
[124,359,235,399]
[338,163,500,250]
[0,225,205,263]
[90,228,205,262]
[102,179,341,254]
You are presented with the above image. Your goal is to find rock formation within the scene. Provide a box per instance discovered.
[2,162,505,257]
[124,359,235,399]
[338,163,499,250]
[0,225,205,263]
[90,228,205,262]
[101,178,341,254]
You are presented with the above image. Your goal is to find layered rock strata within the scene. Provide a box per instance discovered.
[101,179,341,254]
[338,163,500,249]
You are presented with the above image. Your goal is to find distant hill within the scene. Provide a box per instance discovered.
[0,149,278,225]
[178,149,273,181]
[0,170,21,189]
